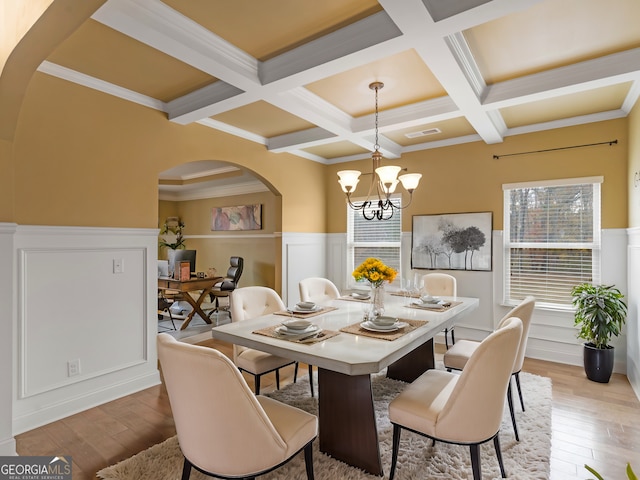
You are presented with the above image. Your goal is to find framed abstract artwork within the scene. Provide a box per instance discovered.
[211,204,262,231]
[411,212,493,271]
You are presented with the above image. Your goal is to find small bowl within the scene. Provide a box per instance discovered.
[296,301,316,310]
[282,319,313,330]
[420,295,440,304]
[371,316,398,326]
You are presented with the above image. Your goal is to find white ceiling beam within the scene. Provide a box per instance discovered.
[92,0,260,89]
[483,48,640,108]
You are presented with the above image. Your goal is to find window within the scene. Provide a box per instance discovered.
[346,197,402,288]
[503,177,602,310]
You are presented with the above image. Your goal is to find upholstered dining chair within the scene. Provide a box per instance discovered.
[422,272,457,348]
[229,286,299,395]
[443,295,535,442]
[298,277,341,397]
[157,334,317,480]
[388,317,523,480]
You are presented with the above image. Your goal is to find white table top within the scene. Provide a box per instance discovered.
[211,295,479,376]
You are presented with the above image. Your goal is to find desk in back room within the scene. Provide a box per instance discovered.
[158,276,224,330]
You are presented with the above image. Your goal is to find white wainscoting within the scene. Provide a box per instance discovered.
[281,233,327,306]
[12,226,161,434]
[0,223,17,454]
[627,228,640,400]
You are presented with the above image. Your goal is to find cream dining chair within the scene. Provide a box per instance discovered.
[157,334,318,480]
[298,277,341,397]
[388,317,523,480]
[229,286,299,395]
[443,295,535,441]
[422,272,457,348]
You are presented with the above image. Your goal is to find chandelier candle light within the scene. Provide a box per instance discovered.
[353,257,398,317]
[337,82,422,221]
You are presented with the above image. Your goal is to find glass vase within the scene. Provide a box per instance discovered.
[370,283,385,317]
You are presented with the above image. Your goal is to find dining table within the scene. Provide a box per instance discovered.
[210,292,479,476]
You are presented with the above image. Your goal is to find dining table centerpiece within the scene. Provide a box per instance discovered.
[353,257,397,317]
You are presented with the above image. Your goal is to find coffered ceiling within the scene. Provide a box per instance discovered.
[37,0,640,198]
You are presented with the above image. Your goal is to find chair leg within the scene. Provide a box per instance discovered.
[255,375,261,395]
[181,457,192,480]
[494,434,507,478]
[515,372,525,411]
[389,425,402,480]
[303,441,315,480]
[444,328,450,349]
[294,362,299,383]
[308,365,314,397]
[507,380,520,441]
[276,369,280,390]
[469,444,482,480]
[450,326,455,345]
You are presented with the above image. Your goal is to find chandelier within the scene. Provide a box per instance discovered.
[337,82,422,221]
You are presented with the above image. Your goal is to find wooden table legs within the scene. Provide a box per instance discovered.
[317,339,435,476]
[178,286,215,330]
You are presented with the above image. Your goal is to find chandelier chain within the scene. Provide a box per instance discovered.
[374,85,380,151]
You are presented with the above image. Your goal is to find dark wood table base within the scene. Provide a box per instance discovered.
[317,339,435,476]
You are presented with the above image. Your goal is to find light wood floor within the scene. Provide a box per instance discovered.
[15,338,640,480]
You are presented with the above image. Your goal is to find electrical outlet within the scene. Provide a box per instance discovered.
[67,359,80,377]
[113,258,124,274]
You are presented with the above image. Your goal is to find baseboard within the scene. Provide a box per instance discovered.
[13,371,161,435]
[0,436,16,456]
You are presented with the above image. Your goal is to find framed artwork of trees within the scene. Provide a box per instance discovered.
[411,212,493,271]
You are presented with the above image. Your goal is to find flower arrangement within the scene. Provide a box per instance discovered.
[352,258,397,287]
[159,217,186,250]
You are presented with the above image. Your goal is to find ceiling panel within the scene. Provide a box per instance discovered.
[47,19,216,102]
[464,0,640,84]
[500,83,631,128]
[303,141,369,160]
[385,117,476,146]
[161,0,381,61]
[305,50,446,117]
[212,101,316,137]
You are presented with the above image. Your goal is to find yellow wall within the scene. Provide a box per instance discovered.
[327,119,628,232]
[629,101,640,228]
[0,138,13,220]
[11,73,325,232]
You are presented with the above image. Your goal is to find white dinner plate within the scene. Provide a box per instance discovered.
[360,321,408,332]
[275,324,320,336]
[412,301,445,309]
[351,292,370,300]
[292,305,322,313]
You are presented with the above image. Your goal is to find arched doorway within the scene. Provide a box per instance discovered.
[157,160,283,291]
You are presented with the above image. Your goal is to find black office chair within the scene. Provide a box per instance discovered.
[206,256,244,320]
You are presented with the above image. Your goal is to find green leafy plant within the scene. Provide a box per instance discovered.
[159,218,185,250]
[585,463,638,480]
[571,283,627,349]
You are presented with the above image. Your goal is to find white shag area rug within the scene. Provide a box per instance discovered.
[97,372,551,480]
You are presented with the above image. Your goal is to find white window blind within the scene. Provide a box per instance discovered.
[503,177,602,309]
[347,198,402,288]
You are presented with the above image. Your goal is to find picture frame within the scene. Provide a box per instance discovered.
[211,204,262,231]
[411,212,493,271]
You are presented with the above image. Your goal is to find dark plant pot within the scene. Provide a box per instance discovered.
[583,343,614,383]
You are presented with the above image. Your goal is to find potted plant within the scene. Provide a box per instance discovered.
[571,283,627,383]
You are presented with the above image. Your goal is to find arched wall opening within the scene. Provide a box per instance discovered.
[157,159,283,290]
